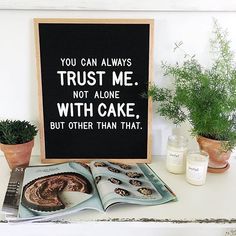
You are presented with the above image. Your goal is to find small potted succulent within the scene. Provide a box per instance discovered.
[0,120,38,169]
[148,20,236,173]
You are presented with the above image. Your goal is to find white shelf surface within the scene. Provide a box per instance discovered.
[0,155,236,225]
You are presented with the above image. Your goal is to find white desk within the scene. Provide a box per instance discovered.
[0,155,236,236]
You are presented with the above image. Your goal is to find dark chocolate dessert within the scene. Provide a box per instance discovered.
[22,172,92,212]
[129,179,142,187]
[108,162,132,170]
[107,167,120,173]
[118,164,132,170]
[126,172,143,178]
[114,188,130,197]
[137,187,153,196]
[94,162,107,167]
[108,177,122,185]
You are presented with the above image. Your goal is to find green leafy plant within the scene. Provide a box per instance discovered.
[148,20,236,151]
[0,120,38,145]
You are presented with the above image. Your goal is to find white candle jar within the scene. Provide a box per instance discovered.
[186,151,209,186]
[166,135,188,174]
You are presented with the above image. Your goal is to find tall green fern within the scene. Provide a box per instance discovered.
[149,20,236,151]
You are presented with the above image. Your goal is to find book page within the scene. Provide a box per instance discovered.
[90,161,176,210]
[15,162,103,221]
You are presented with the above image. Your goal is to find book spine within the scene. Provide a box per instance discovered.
[2,167,25,218]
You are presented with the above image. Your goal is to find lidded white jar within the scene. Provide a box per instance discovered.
[166,135,188,174]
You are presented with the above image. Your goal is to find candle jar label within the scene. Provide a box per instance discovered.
[166,150,187,174]
[166,150,184,166]
[186,163,205,181]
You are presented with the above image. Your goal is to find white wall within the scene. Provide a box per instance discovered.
[0,10,236,157]
[1,0,236,11]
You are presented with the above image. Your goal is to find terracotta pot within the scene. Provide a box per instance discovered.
[0,139,34,169]
[197,136,231,173]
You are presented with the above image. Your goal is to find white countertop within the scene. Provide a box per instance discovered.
[1,155,236,223]
[0,156,236,236]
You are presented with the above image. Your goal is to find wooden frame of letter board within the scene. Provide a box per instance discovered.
[34,18,153,164]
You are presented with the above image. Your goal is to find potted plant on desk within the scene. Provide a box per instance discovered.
[0,120,38,169]
[148,20,236,173]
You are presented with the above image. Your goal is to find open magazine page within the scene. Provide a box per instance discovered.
[90,161,176,210]
[15,162,103,221]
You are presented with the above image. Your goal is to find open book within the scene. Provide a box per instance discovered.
[2,161,176,222]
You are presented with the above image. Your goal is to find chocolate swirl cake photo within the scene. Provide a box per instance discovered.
[21,172,92,212]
